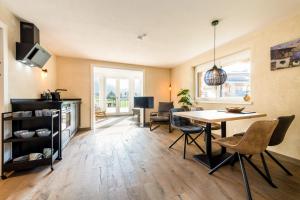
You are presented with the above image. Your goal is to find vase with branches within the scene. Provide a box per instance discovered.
[177,89,192,110]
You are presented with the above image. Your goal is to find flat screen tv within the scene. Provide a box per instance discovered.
[134,96,154,108]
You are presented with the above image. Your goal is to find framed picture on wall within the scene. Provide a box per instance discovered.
[271,38,300,70]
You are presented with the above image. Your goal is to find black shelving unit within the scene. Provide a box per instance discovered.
[1,110,61,179]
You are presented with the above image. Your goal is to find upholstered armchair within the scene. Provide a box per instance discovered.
[150,102,174,132]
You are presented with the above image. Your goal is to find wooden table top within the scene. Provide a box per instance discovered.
[173,110,267,123]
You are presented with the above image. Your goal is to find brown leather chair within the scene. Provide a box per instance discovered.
[235,115,295,181]
[150,102,174,132]
[209,120,278,200]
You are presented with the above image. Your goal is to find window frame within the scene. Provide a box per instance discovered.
[195,50,252,104]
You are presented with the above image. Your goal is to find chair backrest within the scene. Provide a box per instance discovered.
[269,115,295,146]
[158,102,174,113]
[170,108,191,127]
[235,120,278,155]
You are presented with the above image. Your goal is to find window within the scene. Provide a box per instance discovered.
[195,50,251,103]
[134,79,142,97]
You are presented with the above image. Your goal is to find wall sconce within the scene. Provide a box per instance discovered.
[41,68,48,79]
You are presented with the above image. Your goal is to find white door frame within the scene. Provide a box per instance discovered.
[90,65,144,130]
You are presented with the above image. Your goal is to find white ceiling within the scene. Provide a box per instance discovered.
[1,0,300,67]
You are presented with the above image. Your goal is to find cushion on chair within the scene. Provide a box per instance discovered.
[150,115,169,122]
[179,125,204,134]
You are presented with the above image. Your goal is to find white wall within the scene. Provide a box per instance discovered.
[171,13,300,160]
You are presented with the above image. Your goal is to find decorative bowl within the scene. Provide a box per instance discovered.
[14,130,28,138]
[36,129,51,137]
[42,109,52,116]
[43,148,52,158]
[226,107,245,113]
[35,110,43,117]
[29,153,43,161]
[12,111,23,118]
[21,111,33,117]
[13,155,29,162]
[20,131,35,138]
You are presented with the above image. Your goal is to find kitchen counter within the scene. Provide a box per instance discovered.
[11,98,81,103]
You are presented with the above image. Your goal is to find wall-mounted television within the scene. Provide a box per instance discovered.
[134,96,154,108]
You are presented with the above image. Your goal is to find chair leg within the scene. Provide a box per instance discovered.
[169,123,172,133]
[260,153,273,183]
[243,155,277,188]
[183,134,187,159]
[150,123,160,131]
[169,133,185,148]
[209,153,236,175]
[248,155,253,159]
[187,134,205,154]
[230,153,238,167]
[238,153,253,200]
[187,132,202,144]
[265,150,293,176]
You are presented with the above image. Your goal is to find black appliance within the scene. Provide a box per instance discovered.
[16,22,51,68]
[134,96,154,127]
[51,89,67,101]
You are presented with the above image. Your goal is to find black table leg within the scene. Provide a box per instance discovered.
[205,123,212,166]
[193,121,232,169]
[221,121,226,154]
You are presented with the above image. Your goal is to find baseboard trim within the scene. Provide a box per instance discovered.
[267,150,300,167]
[78,127,92,132]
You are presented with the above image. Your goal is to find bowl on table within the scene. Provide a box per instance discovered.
[226,107,245,113]
[36,129,51,137]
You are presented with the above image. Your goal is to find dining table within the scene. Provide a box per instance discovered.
[173,110,267,169]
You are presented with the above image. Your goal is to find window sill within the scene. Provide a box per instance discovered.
[196,100,253,105]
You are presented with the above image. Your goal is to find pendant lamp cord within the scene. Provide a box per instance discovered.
[213,23,216,66]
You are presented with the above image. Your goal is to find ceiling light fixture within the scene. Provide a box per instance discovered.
[137,33,147,40]
[204,20,227,86]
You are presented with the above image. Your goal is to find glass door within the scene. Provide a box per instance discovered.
[105,78,117,114]
[104,78,132,115]
[119,79,129,113]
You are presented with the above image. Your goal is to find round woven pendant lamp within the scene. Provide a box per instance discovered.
[204,20,227,86]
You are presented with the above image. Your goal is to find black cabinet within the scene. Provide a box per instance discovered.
[10,99,81,151]
[1,110,61,179]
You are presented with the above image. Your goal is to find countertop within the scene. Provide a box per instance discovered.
[11,98,81,104]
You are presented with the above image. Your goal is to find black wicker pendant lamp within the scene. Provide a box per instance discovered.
[204,20,227,86]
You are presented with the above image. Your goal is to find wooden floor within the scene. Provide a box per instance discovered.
[1,116,300,200]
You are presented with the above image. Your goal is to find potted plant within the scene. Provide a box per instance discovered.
[177,89,192,111]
